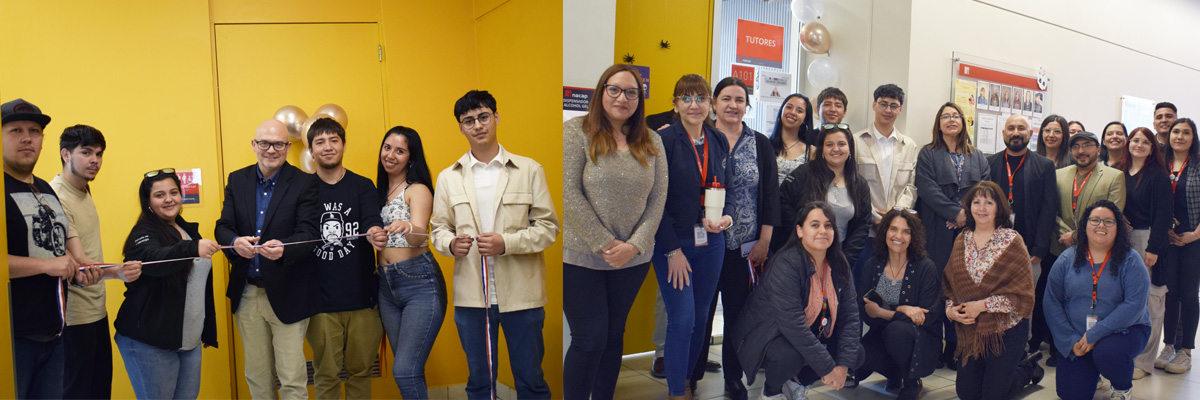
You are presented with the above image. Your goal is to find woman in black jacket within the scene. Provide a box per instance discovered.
[855,209,943,399]
[731,202,863,400]
[774,125,871,266]
[114,169,221,399]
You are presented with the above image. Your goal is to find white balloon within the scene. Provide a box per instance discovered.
[792,0,825,25]
[807,58,839,88]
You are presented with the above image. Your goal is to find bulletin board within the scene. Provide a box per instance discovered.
[950,52,1054,155]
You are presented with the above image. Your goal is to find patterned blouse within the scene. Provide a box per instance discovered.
[725,132,760,250]
[946,227,1022,330]
[776,155,806,186]
[381,185,427,248]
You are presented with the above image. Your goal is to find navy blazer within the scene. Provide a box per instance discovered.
[987,151,1059,260]
[215,162,321,324]
[654,122,735,253]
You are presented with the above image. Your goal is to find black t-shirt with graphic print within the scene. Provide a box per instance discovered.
[5,172,70,341]
[312,170,384,312]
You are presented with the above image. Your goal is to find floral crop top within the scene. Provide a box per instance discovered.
[381,185,427,248]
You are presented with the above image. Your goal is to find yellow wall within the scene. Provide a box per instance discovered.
[0,0,563,397]
[0,135,10,398]
[613,0,714,355]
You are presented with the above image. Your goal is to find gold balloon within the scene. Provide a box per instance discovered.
[799,22,832,54]
[300,148,317,173]
[273,105,308,141]
[299,114,325,146]
[313,103,348,129]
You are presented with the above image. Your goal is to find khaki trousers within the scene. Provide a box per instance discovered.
[305,308,384,400]
[236,286,311,399]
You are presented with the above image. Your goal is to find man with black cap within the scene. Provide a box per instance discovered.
[3,98,87,398]
[1044,130,1126,366]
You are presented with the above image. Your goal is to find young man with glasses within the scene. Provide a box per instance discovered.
[1046,131,1126,366]
[50,124,143,399]
[853,84,919,268]
[215,119,321,399]
[987,114,1060,363]
[430,90,559,399]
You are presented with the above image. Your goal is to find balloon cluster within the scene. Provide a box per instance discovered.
[791,0,838,88]
[272,104,348,173]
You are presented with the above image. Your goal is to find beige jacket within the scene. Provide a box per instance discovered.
[430,149,559,312]
[855,127,919,220]
[1052,164,1126,255]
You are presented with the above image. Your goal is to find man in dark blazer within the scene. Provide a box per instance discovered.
[215,119,321,399]
[988,114,1059,360]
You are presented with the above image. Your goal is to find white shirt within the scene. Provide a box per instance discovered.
[470,146,508,305]
[872,123,898,200]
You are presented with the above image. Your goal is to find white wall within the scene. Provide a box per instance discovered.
[901,0,1200,144]
[562,0,616,88]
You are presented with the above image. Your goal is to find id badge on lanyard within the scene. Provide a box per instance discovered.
[694,225,708,246]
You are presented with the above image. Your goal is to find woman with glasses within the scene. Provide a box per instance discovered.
[1100,122,1129,167]
[1115,127,1173,379]
[775,125,871,268]
[1036,115,1071,168]
[374,126,447,398]
[685,76,780,400]
[915,102,991,368]
[731,202,863,400]
[562,64,667,400]
[855,209,942,400]
[943,182,1043,400]
[769,93,815,185]
[1044,200,1150,400]
[652,73,734,400]
[1160,118,1200,374]
[114,169,219,399]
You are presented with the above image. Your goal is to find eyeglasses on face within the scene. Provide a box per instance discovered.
[603,84,640,100]
[675,95,709,105]
[459,112,493,128]
[875,101,902,112]
[1070,143,1098,151]
[1087,217,1117,228]
[145,168,176,178]
[940,113,962,121]
[253,140,289,151]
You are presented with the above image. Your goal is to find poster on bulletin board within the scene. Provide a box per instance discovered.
[951,52,1053,155]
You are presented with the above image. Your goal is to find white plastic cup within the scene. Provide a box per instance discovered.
[704,187,725,223]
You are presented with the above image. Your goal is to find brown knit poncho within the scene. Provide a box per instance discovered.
[941,228,1035,362]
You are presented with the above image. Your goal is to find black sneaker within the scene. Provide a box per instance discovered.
[1045,353,1058,367]
[651,357,665,379]
[725,379,748,400]
[885,377,903,393]
[706,359,722,372]
[897,379,922,400]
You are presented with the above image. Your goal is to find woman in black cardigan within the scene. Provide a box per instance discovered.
[774,125,871,266]
[855,210,943,400]
[115,170,221,399]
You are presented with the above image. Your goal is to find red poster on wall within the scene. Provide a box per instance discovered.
[736,19,784,68]
[731,64,755,85]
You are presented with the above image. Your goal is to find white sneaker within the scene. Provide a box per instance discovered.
[1097,376,1111,390]
[1154,346,1176,369]
[1165,350,1192,374]
[1132,368,1149,380]
[1109,387,1133,400]
[759,389,784,400]
[782,379,808,400]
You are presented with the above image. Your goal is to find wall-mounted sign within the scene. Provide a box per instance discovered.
[736,19,784,68]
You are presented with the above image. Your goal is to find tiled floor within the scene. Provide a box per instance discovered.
[616,343,1200,399]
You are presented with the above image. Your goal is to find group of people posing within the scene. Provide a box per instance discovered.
[564,64,1196,400]
[3,91,559,399]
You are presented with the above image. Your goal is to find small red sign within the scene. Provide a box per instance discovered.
[731,64,755,84]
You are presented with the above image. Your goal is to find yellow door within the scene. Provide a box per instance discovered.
[213,22,388,398]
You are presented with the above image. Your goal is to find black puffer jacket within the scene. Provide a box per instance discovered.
[114,216,217,350]
[730,245,861,385]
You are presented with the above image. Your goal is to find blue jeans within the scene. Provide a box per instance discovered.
[13,336,64,399]
[378,251,448,399]
[114,333,202,399]
[455,306,551,399]
[651,232,725,396]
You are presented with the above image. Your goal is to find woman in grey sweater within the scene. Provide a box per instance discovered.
[562,64,668,400]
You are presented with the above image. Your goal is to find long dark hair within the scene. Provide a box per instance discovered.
[1099,121,1127,164]
[804,126,862,204]
[927,102,975,154]
[873,209,928,261]
[1165,118,1200,166]
[771,202,852,287]
[1072,200,1131,277]
[769,93,814,156]
[1036,115,1070,167]
[1116,127,1167,183]
[376,126,434,203]
[123,172,183,258]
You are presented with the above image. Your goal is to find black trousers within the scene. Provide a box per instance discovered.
[858,320,924,380]
[562,262,650,400]
[1029,256,1058,356]
[691,247,754,386]
[63,316,113,399]
[956,319,1036,400]
[760,333,865,396]
[1164,241,1200,349]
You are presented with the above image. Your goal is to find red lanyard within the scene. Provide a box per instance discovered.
[687,133,710,188]
[1171,156,1189,193]
[1005,153,1026,203]
[1071,168,1095,210]
[1086,250,1111,310]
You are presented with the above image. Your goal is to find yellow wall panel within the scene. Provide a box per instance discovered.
[210,0,380,23]
[613,0,713,117]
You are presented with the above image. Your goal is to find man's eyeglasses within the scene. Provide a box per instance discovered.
[675,95,709,104]
[1070,143,1098,151]
[875,101,902,112]
[459,112,493,128]
[603,84,640,100]
[821,123,850,130]
[1087,217,1117,228]
[253,140,289,151]
[145,168,176,178]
